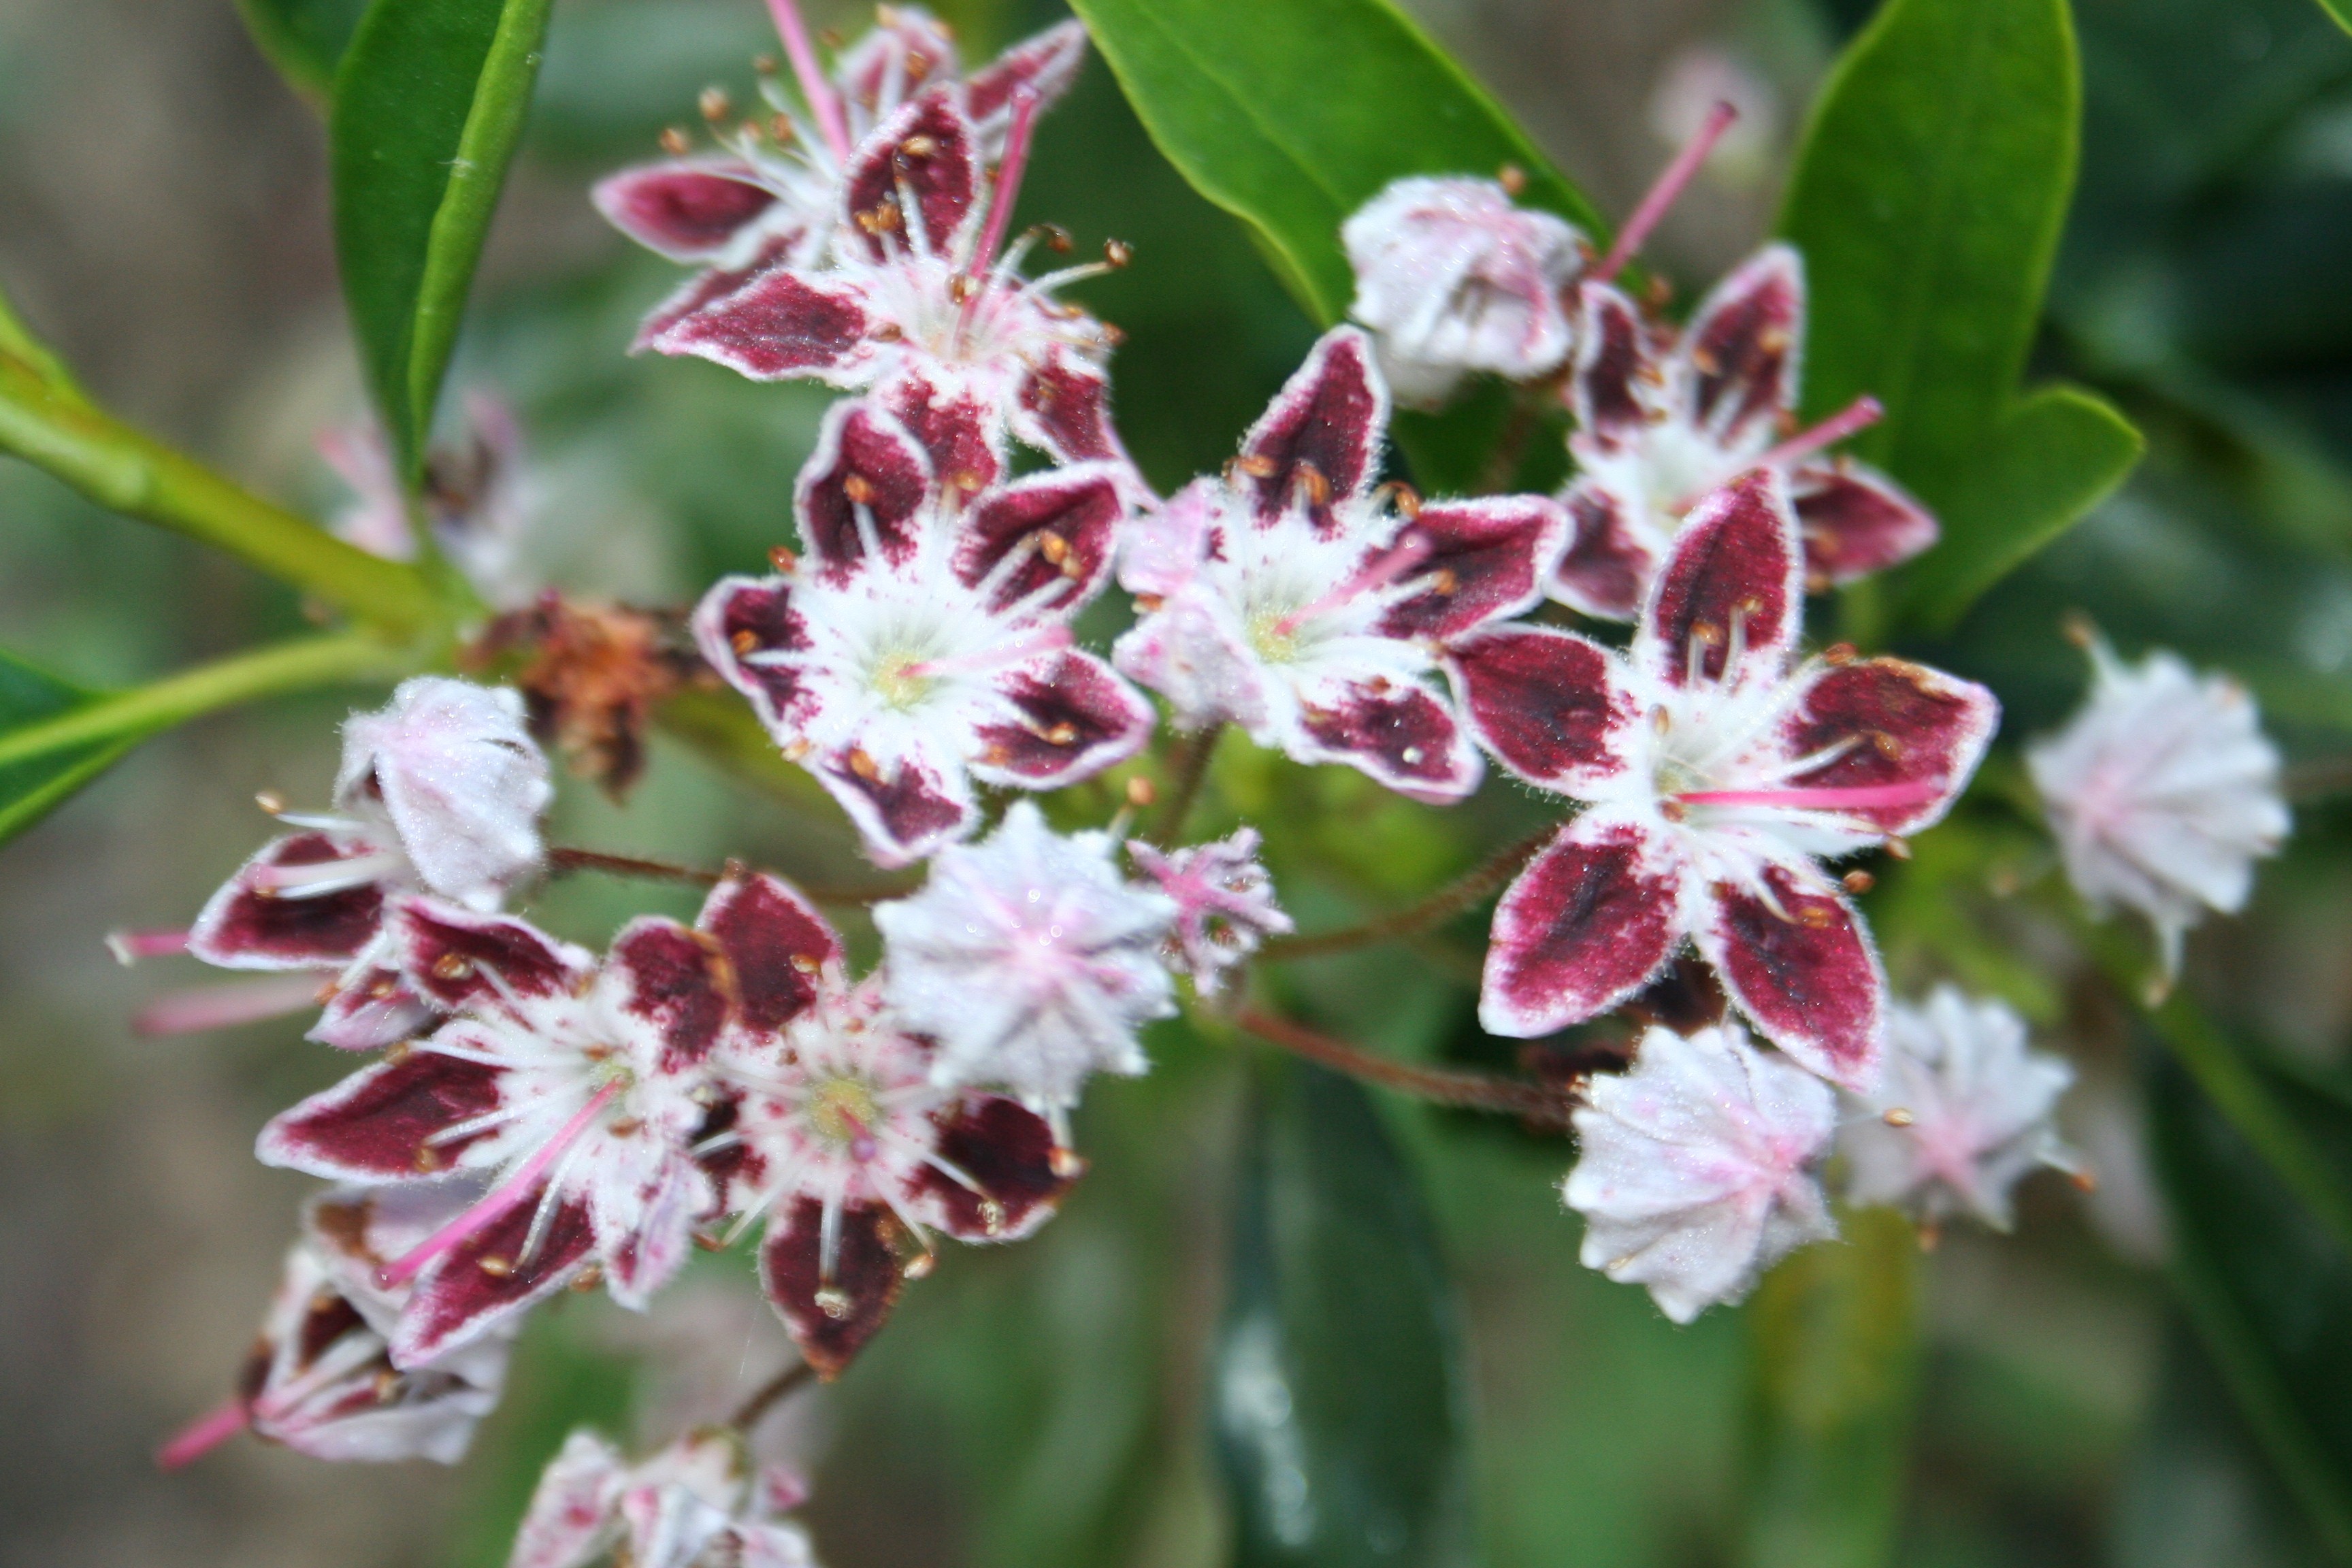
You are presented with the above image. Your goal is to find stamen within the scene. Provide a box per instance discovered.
[250,850,406,898]
[1592,100,1738,284]
[765,0,851,164]
[378,1081,621,1287]
[155,1398,250,1470]
[107,928,189,965]
[972,86,1042,276]
[902,622,1073,680]
[1674,780,1940,813]
[1273,531,1435,638]
[1674,396,1884,510]
[134,974,329,1036]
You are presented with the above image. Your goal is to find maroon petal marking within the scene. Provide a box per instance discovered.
[1790,461,1937,586]
[697,873,840,1034]
[1701,862,1882,1089]
[796,399,932,572]
[1292,676,1480,802]
[1550,480,1657,621]
[818,745,973,867]
[1642,469,1802,689]
[643,267,877,382]
[1445,625,1635,793]
[971,651,1154,788]
[608,917,729,1072]
[1778,657,1997,836]
[913,1095,1073,1242]
[1013,352,1126,468]
[1378,495,1567,641]
[693,576,815,733]
[392,1187,594,1368]
[953,466,1124,614]
[966,19,1089,130]
[257,1051,505,1181]
[593,159,778,261]
[1479,815,1684,1038]
[310,960,435,1051]
[882,368,1004,497]
[834,10,957,116]
[1571,284,1658,453]
[633,235,804,348]
[394,900,595,1011]
[758,1198,904,1377]
[1684,243,1803,448]
[843,87,979,261]
[189,833,387,970]
[1239,328,1386,530]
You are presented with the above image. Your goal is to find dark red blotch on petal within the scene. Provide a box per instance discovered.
[1379,496,1565,642]
[397,904,585,1010]
[974,652,1151,785]
[1240,329,1382,530]
[798,402,931,572]
[397,1188,595,1366]
[1646,470,1797,687]
[953,470,1122,613]
[610,918,729,1071]
[1781,657,1995,834]
[1298,681,1469,796]
[1789,465,1937,585]
[824,750,968,860]
[1552,483,1656,621]
[1481,819,1681,1037]
[705,580,809,721]
[698,874,839,1034]
[1571,286,1655,451]
[966,19,1089,126]
[759,1198,904,1377]
[1684,245,1801,446]
[260,1052,504,1179]
[919,1095,1073,1241]
[1015,355,1122,466]
[883,371,1002,497]
[648,269,872,380]
[843,88,977,260]
[634,237,800,347]
[594,161,777,261]
[1448,627,1629,791]
[194,834,387,968]
[1705,864,1880,1088]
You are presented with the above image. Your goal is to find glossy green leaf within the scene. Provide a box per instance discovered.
[2144,1040,2352,1559]
[1212,1058,1473,1568]
[1781,0,2143,635]
[0,650,140,849]
[2321,0,2352,37]
[1064,0,1606,329]
[332,0,555,480]
[232,0,371,105]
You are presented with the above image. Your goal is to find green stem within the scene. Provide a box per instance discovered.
[1232,1007,1572,1128]
[1142,723,1221,846]
[1260,825,1553,961]
[0,631,412,768]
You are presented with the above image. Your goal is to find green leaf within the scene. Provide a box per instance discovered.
[2144,1040,2352,1559]
[1736,1207,1923,1568]
[0,650,142,849]
[1065,0,1607,329]
[1211,1058,1473,1567]
[332,0,555,480]
[233,0,371,105]
[1780,0,2144,635]
[2321,0,2352,36]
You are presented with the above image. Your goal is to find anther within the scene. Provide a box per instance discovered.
[1125,775,1156,808]
[902,1250,936,1279]
[1233,453,1277,480]
[732,630,760,655]
[255,789,287,815]
[768,544,799,573]
[814,1286,852,1319]
[847,748,881,781]
[431,953,474,980]
[1823,642,1858,666]
[1103,238,1132,268]
[659,127,691,156]
[900,133,938,157]
[477,1255,513,1277]
[700,86,732,122]
[1882,1107,1915,1127]
[842,473,877,505]
[1842,870,1874,894]
[1498,163,1527,196]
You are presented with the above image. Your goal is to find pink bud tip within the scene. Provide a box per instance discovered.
[133,974,329,1037]
[156,1399,248,1471]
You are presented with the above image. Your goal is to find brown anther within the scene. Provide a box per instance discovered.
[1841,869,1875,895]
[699,86,732,122]
[814,1286,852,1320]
[1294,461,1332,508]
[842,473,877,505]
[983,742,1012,765]
[1103,238,1133,267]
[1883,836,1912,861]
[1498,162,1528,195]
[1690,620,1725,647]
[1048,1146,1085,1179]
[1234,453,1278,480]
[659,127,691,156]
[871,322,904,343]
[1099,322,1128,348]
[783,738,813,762]
[947,273,977,305]
[1429,568,1459,595]
[847,748,881,781]
[948,468,984,495]
[1125,774,1157,807]
[1798,904,1835,929]
[1644,276,1675,311]
[478,1255,513,1277]
[1038,223,1073,253]
[2070,1169,2100,1194]
[977,1197,1007,1235]
[768,544,799,573]
[901,1251,937,1280]
[900,133,938,157]
[1870,730,1904,759]
[1756,327,1791,356]
[2060,610,2097,650]
[1882,1106,1915,1127]
[254,789,287,815]
[431,952,474,980]
[854,199,904,236]
[372,1369,402,1402]
[753,53,777,74]
[606,1117,643,1139]
[412,1145,444,1173]
[572,1266,607,1288]
[731,629,760,655]
[1043,722,1079,746]
[1823,642,1859,666]
[1133,593,1164,613]
[384,1040,412,1064]
[1036,530,1070,566]
[1804,572,1832,595]
[1660,799,1688,823]
[789,953,821,975]
[769,114,798,144]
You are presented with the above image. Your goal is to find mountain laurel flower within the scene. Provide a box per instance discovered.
[509,1428,816,1568]
[1552,244,1937,619]
[2027,637,2288,977]
[1341,175,1585,408]
[1114,327,1567,802]
[1447,469,1997,1088]
[158,1184,519,1471]
[872,802,1178,1122]
[1125,828,1292,995]
[693,398,1152,865]
[1842,985,2081,1228]
[1565,1021,1838,1324]
[319,393,543,610]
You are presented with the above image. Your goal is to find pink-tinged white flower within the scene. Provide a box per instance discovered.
[1125,828,1292,995]
[157,1184,518,1470]
[640,72,1135,482]
[2027,638,2287,977]
[1565,1020,1837,1323]
[509,1428,816,1568]
[1552,245,1936,619]
[703,962,1075,1375]
[255,873,838,1365]
[1448,469,1997,1088]
[1341,176,1584,408]
[1841,985,2080,1228]
[1114,328,1565,802]
[872,802,1177,1120]
[318,393,542,609]
[695,399,1150,866]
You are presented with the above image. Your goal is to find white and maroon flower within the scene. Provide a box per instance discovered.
[1841,985,2081,1228]
[2027,637,2288,977]
[1565,1020,1838,1323]
[1125,828,1292,995]
[255,872,838,1365]
[510,1427,816,1568]
[1552,244,1936,619]
[1448,469,1997,1088]
[872,802,1177,1121]
[157,1183,518,1471]
[1113,327,1564,802]
[1341,176,1585,408]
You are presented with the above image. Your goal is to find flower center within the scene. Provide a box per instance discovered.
[868,648,939,712]
[805,1074,883,1160]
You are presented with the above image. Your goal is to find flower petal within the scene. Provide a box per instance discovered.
[1446,625,1637,793]
[1791,461,1938,587]
[913,1094,1073,1242]
[1570,284,1659,453]
[1378,494,1568,641]
[392,1186,595,1367]
[1639,468,1803,689]
[691,576,815,735]
[633,235,802,347]
[796,399,932,573]
[1239,327,1386,530]
[507,1430,626,1568]
[970,651,1154,789]
[834,8,959,118]
[966,18,1089,133]
[953,464,1125,615]
[188,832,386,970]
[592,158,780,262]
[1698,861,1883,1090]
[1550,479,1658,621]
[1012,351,1128,469]
[257,1050,506,1181]
[394,900,598,1011]
[310,940,436,1051]
[757,1198,904,1377]
[698,872,842,1034]
[1684,243,1802,448]
[882,367,1004,497]
[607,917,730,1071]
[842,86,979,261]
[1780,657,1998,836]
[643,267,877,382]
[817,744,975,868]
[1289,674,1481,802]
[1479,814,1683,1037]
[591,1149,705,1310]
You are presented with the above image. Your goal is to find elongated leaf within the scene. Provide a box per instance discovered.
[1212,1058,1473,1568]
[332,0,555,479]
[2144,1040,2352,1558]
[1781,0,2142,634]
[2323,0,2352,36]
[0,650,140,848]
[233,0,371,105]
[1066,0,1605,329]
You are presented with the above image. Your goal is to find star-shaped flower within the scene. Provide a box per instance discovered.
[1125,828,1292,995]
[510,1428,815,1568]
[693,397,1152,865]
[2027,636,2288,977]
[1113,327,1566,802]
[1841,985,2081,1228]
[1551,244,1936,619]
[1447,469,1997,1088]
[1565,1020,1838,1323]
